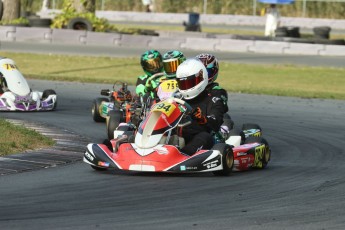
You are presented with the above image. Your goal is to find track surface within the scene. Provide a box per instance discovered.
[1,79,345,229]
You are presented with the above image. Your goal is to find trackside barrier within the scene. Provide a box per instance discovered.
[36,10,345,30]
[0,26,345,56]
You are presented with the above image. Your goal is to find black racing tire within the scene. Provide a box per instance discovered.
[67,17,93,31]
[242,123,262,131]
[107,110,123,139]
[92,98,109,122]
[91,165,107,171]
[212,143,234,176]
[244,136,271,169]
[42,89,57,110]
[42,89,56,99]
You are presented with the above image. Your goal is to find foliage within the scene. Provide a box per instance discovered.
[51,0,117,32]
[0,17,29,26]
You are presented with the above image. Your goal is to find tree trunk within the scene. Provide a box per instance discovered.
[72,0,95,14]
[2,0,21,21]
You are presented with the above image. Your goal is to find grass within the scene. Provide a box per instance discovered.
[0,119,55,156]
[3,51,344,100]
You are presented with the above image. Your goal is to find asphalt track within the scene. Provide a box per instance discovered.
[0,46,345,229]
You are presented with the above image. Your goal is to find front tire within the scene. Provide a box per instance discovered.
[92,98,109,122]
[42,89,57,110]
[107,110,124,139]
[91,165,107,171]
[212,143,234,176]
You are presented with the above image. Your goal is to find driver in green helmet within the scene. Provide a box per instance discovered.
[135,49,164,97]
[135,50,186,99]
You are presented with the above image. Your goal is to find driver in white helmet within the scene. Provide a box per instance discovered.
[175,58,226,156]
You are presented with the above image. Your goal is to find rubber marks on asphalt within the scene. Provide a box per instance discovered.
[0,119,90,176]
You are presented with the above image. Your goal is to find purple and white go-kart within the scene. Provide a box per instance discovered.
[0,57,57,111]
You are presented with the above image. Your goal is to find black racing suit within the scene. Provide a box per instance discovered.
[181,90,226,156]
[206,82,229,114]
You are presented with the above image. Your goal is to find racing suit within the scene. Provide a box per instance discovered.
[181,90,226,156]
[206,82,229,114]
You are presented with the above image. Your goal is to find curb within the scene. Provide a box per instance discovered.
[0,119,89,176]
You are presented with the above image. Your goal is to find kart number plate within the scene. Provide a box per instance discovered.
[152,102,176,117]
[159,80,178,92]
[2,63,18,71]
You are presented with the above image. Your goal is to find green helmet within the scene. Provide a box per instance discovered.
[140,50,163,76]
[162,50,186,78]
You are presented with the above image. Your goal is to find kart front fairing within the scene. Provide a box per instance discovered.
[0,58,31,96]
[0,58,57,111]
[135,98,187,149]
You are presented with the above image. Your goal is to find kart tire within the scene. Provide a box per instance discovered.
[244,136,271,169]
[212,143,234,176]
[107,110,123,139]
[242,123,262,131]
[91,165,107,171]
[42,89,56,99]
[42,89,57,110]
[67,17,93,31]
[92,97,109,122]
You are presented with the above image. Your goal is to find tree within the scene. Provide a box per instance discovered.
[72,0,95,13]
[1,0,21,21]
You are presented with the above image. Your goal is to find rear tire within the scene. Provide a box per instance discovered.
[244,136,271,169]
[212,143,234,176]
[92,98,108,122]
[107,110,123,139]
[42,89,57,110]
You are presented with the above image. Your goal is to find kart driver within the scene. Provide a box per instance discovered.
[196,53,228,115]
[135,49,164,97]
[136,50,186,97]
[175,58,227,156]
[0,72,8,94]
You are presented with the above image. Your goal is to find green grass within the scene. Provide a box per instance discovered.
[0,119,55,156]
[4,51,345,100]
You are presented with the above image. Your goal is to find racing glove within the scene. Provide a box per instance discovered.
[191,107,207,124]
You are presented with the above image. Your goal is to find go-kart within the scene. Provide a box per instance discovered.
[105,73,178,139]
[0,57,57,111]
[84,97,271,176]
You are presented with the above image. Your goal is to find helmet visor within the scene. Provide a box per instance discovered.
[177,70,204,90]
[163,59,181,76]
[143,58,163,74]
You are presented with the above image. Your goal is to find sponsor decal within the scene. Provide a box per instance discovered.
[85,151,94,161]
[212,97,221,103]
[98,161,110,167]
[203,160,219,169]
[180,165,186,171]
[2,63,17,71]
[237,152,247,156]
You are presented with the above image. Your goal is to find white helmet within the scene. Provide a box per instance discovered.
[176,58,208,100]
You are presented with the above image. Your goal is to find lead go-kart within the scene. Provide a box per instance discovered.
[84,97,271,176]
[0,57,57,111]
